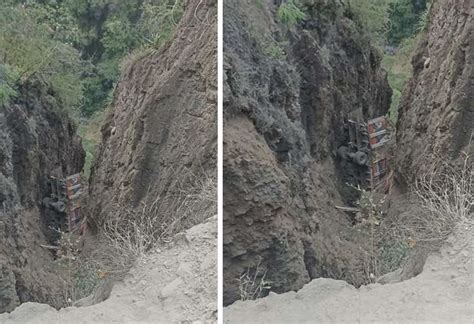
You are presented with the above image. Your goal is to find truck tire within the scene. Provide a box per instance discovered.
[352,151,368,166]
[51,201,66,213]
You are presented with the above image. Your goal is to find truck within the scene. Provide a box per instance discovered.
[42,173,82,233]
[337,116,391,192]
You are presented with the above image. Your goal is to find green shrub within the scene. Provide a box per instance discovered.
[382,36,416,123]
[0,6,86,112]
[78,110,107,178]
[0,1,186,117]
[345,0,392,45]
[388,0,429,45]
[277,0,306,26]
[0,64,19,106]
[416,2,432,33]
[263,43,286,60]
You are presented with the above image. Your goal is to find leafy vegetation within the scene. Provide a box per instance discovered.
[346,0,431,123]
[345,0,430,46]
[263,41,286,60]
[1,0,185,176]
[277,0,306,26]
[0,0,184,117]
[0,5,86,111]
[78,110,107,178]
[382,37,416,123]
[67,0,184,117]
[387,0,430,45]
[345,0,393,45]
[0,64,19,106]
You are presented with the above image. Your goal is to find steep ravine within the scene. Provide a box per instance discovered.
[0,80,85,312]
[223,0,391,305]
[1,0,217,315]
[225,0,473,314]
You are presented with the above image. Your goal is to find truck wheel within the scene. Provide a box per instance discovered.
[52,201,66,213]
[352,151,368,166]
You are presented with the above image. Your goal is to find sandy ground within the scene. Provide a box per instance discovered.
[225,220,473,323]
[0,216,217,324]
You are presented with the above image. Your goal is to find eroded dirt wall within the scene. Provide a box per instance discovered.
[0,80,85,312]
[395,0,473,186]
[88,0,217,232]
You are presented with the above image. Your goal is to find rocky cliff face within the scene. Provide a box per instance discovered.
[88,0,217,234]
[395,0,473,185]
[223,0,391,304]
[0,80,85,312]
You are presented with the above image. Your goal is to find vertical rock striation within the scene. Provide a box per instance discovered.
[0,80,85,312]
[88,0,217,234]
[395,0,473,185]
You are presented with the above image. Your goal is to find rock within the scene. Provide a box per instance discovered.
[87,0,217,238]
[0,266,19,312]
[0,79,85,312]
[395,0,473,185]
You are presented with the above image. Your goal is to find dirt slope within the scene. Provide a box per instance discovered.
[225,220,473,323]
[0,80,85,312]
[0,216,217,323]
[395,0,473,186]
[223,0,391,304]
[87,0,217,232]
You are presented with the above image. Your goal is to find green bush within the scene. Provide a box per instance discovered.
[382,36,417,123]
[0,64,19,106]
[277,0,306,26]
[263,42,286,60]
[388,0,429,45]
[0,6,86,111]
[71,0,184,117]
[0,1,185,117]
[346,0,392,45]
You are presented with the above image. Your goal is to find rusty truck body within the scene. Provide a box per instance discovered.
[338,116,391,192]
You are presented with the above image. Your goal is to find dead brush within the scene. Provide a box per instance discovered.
[411,152,473,241]
[371,152,473,278]
[102,171,217,258]
[63,171,216,305]
[238,258,272,301]
[351,153,472,281]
